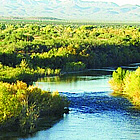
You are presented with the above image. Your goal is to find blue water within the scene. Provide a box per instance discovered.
[1,70,140,140]
[20,70,140,140]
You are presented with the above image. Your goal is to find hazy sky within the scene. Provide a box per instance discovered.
[81,0,140,5]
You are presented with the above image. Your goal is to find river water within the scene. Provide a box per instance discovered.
[1,69,140,140]
[20,69,140,140]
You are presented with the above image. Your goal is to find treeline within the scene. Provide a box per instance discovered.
[109,67,140,108]
[0,23,140,72]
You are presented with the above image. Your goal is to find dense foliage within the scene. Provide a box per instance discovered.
[0,60,61,84]
[0,23,140,73]
[0,81,69,134]
[0,22,140,133]
[109,67,140,108]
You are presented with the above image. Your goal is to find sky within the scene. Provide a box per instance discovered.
[81,0,140,6]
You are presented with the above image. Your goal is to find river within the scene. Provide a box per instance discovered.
[1,68,140,140]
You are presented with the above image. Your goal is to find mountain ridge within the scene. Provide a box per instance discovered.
[0,0,140,21]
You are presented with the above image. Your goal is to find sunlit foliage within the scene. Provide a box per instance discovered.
[0,23,140,71]
[0,81,69,134]
[109,67,140,108]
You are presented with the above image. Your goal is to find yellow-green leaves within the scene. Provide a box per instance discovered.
[109,67,140,108]
[0,81,69,133]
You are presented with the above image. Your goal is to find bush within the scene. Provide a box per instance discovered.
[0,81,69,134]
[65,61,86,72]
[109,67,127,93]
[0,61,61,84]
[109,67,140,108]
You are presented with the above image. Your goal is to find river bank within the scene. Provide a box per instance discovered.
[0,64,140,139]
[109,67,140,109]
[0,81,69,135]
[21,70,140,140]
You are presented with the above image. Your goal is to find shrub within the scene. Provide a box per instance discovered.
[0,81,69,134]
[109,67,140,108]
[65,61,86,72]
[109,67,127,93]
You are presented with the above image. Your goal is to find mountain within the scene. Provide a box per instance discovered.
[0,0,140,21]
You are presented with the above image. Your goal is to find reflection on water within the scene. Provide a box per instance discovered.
[35,70,112,94]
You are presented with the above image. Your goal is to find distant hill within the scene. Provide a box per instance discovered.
[0,0,140,21]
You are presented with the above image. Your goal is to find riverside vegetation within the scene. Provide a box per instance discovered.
[109,67,140,109]
[0,22,140,134]
[0,81,69,134]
